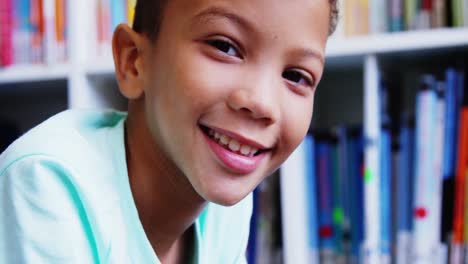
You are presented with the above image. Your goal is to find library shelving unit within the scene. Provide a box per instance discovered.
[280,27,468,264]
[1,1,468,263]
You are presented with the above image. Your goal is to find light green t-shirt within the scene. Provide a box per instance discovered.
[0,110,252,264]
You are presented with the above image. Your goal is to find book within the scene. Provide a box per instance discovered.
[280,139,311,263]
[411,74,440,263]
[396,114,415,264]
[389,0,404,32]
[0,0,14,66]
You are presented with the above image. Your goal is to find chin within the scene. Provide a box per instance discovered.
[198,184,251,207]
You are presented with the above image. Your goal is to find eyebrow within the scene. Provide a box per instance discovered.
[191,6,325,65]
[191,6,255,33]
[293,47,325,65]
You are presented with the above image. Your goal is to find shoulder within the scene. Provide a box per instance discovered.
[0,155,100,263]
[0,109,127,184]
[1,109,126,165]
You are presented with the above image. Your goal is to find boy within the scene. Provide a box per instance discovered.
[0,0,338,263]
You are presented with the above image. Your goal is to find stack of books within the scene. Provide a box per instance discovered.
[335,0,468,37]
[0,0,67,67]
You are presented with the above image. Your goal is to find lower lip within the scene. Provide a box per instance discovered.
[202,131,267,174]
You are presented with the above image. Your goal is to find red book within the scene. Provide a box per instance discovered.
[452,106,468,243]
[0,0,14,66]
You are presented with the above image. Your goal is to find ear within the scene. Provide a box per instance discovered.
[112,24,146,100]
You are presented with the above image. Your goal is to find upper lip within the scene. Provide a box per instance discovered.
[200,124,271,150]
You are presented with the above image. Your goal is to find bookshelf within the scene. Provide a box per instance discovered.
[281,29,468,264]
[1,0,468,263]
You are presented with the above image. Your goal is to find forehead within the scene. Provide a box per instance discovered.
[162,0,330,49]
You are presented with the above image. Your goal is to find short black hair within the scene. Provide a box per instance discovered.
[132,0,339,40]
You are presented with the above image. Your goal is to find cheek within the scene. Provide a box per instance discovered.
[281,94,314,154]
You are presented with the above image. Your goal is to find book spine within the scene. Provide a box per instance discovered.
[431,0,446,27]
[97,0,111,58]
[14,0,31,64]
[451,0,463,27]
[110,0,126,30]
[0,0,14,66]
[370,0,387,34]
[304,135,320,263]
[55,0,66,62]
[390,0,404,32]
[411,75,439,263]
[316,141,336,261]
[43,0,57,64]
[363,56,381,263]
[30,0,45,64]
[380,126,392,263]
[396,119,415,264]
[280,139,311,264]
[405,0,418,30]
[127,0,136,26]
[432,81,446,251]
[464,0,468,26]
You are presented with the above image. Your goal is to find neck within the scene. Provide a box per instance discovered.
[124,102,206,262]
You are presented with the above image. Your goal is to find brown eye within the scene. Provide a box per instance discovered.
[207,39,240,57]
[282,70,314,87]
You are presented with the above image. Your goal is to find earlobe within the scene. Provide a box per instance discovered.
[112,24,145,100]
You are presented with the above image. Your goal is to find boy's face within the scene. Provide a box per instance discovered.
[141,0,329,205]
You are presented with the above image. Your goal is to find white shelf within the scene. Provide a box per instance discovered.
[326,27,468,57]
[0,64,69,84]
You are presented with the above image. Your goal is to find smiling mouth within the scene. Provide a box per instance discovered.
[199,125,267,157]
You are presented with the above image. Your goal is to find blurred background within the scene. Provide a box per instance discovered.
[0,0,467,263]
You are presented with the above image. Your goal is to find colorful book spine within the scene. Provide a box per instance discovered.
[13,0,31,64]
[110,0,126,31]
[452,73,468,263]
[347,128,365,263]
[431,0,446,28]
[0,0,14,66]
[316,140,336,262]
[331,138,346,261]
[396,115,415,264]
[370,0,388,33]
[390,0,404,32]
[432,81,446,262]
[43,0,56,64]
[127,0,136,26]
[30,0,44,64]
[363,56,381,263]
[451,0,464,27]
[380,125,392,263]
[304,135,320,263]
[55,0,66,62]
[411,75,439,263]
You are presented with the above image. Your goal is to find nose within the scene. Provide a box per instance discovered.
[226,74,279,126]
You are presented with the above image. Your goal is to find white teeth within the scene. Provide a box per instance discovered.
[208,128,262,157]
[250,148,258,156]
[228,140,241,152]
[220,135,230,145]
[240,145,251,155]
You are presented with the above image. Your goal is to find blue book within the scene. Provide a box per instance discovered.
[397,118,415,233]
[380,126,392,259]
[304,135,319,257]
[247,188,259,264]
[111,0,126,30]
[347,128,364,263]
[316,139,336,257]
[443,68,458,180]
